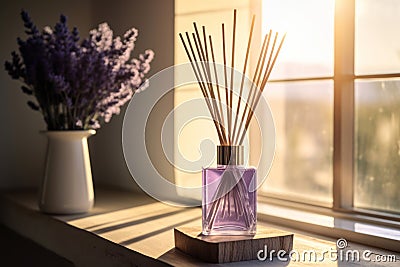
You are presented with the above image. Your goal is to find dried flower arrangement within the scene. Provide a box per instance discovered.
[5,11,154,130]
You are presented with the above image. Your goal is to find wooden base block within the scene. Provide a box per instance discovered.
[174,226,293,263]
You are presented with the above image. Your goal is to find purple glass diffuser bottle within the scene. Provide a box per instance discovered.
[202,145,256,235]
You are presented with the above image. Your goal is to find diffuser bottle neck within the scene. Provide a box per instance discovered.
[217,145,244,166]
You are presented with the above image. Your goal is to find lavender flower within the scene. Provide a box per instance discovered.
[4,10,154,130]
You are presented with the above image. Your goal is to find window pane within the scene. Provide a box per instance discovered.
[354,78,400,213]
[261,80,333,204]
[262,0,334,79]
[355,0,400,75]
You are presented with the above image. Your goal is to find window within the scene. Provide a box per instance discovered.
[260,0,400,216]
[174,0,400,217]
[354,78,400,213]
[353,0,400,214]
[260,0,334,205]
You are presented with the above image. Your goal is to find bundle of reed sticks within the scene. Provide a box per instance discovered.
[179,9,286,146]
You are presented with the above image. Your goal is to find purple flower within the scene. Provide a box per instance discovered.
[4,10,154,130]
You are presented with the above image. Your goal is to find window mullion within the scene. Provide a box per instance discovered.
[333,0,355,210]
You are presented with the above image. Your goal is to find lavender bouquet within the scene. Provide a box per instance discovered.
[5,11,154,130]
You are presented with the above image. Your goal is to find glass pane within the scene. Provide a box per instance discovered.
[355,0,400,75]
[354,78,400,213]
[261,80,333,204]
[262,0,334,79]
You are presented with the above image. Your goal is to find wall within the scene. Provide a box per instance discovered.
[0,0,174,191]
[89,0,175,191]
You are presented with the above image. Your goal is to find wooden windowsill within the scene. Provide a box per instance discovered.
[0,188,399,266]
[257,201,400,253]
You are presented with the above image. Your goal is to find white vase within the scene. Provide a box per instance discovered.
[39,130,96,214]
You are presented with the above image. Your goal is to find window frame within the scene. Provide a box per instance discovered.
[256,0,400,222]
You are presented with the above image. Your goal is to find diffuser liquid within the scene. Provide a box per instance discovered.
[202,165,257,235]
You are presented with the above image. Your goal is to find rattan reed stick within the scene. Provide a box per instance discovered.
[228,9,237,144]
[192,32,226,143]
[231,15,255,144]
[234,33,269,144]
[180,32,224,143]
[222,23,230,144]
[208,35,226,136]
[193,23,227,144]
[239,33,286,144]
[202,26,228,144]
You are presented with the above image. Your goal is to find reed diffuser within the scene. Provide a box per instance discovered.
[179,10,285,235]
